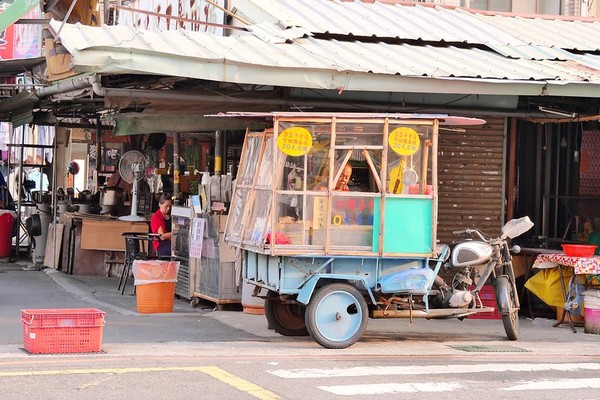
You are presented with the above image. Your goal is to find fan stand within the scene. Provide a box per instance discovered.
[118,178,146,222]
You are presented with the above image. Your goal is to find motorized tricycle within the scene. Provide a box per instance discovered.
[223,112,533,349]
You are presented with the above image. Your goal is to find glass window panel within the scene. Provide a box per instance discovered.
[468,0,511,11]
[257,138,274,187]
[539,0,560,14]
[387,125,432,195]
[274,191,310,246]
[276,121,327,191]
[276,190,303,222]
[325,195,375,247]
[237,136,262,186]
[308,142,329,190]
[279,154,305,191]
[334,122,384,147]
[469,0,488,10]
[225,187,250,243]
[490,0,511,11]
[244,190,272,244]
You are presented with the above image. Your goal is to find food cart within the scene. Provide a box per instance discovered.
[223,112,519,349]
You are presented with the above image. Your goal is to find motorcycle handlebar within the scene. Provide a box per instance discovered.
[453,228,488,242]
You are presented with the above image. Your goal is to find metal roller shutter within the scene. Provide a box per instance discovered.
[437,117,506,245]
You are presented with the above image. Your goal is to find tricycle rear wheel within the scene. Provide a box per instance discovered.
[305,283,368,349]
[264,292,309,336]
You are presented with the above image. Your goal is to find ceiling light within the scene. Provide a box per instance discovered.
[538,106,578,118]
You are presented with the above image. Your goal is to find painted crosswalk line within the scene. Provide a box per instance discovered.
[319,382,463,395]
[269,363,600,379]
[503,378,600,391]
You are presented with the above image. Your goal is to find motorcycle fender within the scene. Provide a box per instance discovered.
[495,275,511,315]
[296,275,376,305]
[296,276,320,305]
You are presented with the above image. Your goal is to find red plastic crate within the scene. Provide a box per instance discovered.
[469,285,502,320]
[21,308,105,354]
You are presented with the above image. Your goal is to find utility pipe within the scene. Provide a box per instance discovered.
[36,74,580,121]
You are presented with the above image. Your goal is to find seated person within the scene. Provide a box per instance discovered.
[150,193,173,257]
[315,163,352,192]
[587,230,600,255]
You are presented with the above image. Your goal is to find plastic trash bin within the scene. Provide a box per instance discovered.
[132,260,179,313]
[0,211,16,258]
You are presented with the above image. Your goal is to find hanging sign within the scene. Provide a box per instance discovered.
[277,127,313,156]
[389,127,420,156]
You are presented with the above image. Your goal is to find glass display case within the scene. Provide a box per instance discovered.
[225,113,443,258]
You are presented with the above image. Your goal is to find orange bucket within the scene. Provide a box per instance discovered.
[136,282,176,314]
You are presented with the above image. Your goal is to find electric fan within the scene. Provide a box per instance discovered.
[118,150,147,221]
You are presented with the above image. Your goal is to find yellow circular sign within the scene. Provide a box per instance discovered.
[389,127,421,156]
[277,127,313,156]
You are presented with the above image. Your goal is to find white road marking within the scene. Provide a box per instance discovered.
[503,378,600,391]
[269,363,600,379]
[318,382,462,395]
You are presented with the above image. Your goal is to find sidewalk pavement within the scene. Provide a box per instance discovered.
[1,260,599,359]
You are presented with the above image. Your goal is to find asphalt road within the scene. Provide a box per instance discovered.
[1,262,600,399]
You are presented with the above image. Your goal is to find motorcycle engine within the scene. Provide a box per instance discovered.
[444,290,473,308]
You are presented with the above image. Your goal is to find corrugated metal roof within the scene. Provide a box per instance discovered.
[233,0,600,52]
[51,19,600,97]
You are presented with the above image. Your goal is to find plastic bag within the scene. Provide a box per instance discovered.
[524,267,572,308]
[132,260,179,285]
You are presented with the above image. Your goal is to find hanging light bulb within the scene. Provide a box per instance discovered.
[560,137,567,148]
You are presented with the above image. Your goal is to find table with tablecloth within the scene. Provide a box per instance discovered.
[530,253,600,331]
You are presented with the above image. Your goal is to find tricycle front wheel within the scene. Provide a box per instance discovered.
[264,292,309,336]
[496,275,519,340]
[305,283,368,349]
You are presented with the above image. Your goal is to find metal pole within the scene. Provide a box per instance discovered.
[15,125,25,259]
[96,118,102,181]
[214,130,223,176]
[173,132,180,196]
[50,125,58,269]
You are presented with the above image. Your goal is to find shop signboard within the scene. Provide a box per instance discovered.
[0,4,42,60]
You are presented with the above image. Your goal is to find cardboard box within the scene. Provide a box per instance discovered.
[81,219,148,251]
[219,233,237,263]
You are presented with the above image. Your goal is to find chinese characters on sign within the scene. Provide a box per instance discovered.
[189,217,206,258]
[277,127,313,156]
[312,197,327,229]
[389,127,421,156]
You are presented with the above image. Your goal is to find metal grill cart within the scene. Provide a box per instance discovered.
[223,112,487,348]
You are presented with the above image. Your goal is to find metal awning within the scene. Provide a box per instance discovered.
[111,112,269,135]
[48,20,600,99]
[0,91,38,126]
[0,57,46,77]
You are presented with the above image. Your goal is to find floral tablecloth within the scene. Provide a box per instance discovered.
[533,253,600,275]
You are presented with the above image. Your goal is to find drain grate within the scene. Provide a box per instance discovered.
[449,345,530,353]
